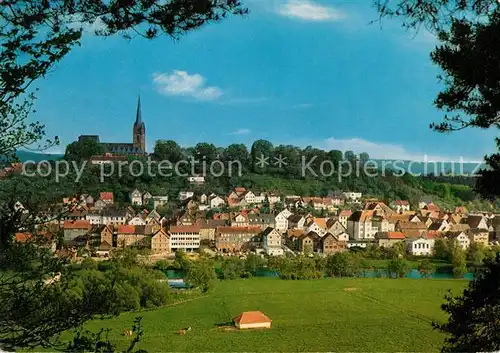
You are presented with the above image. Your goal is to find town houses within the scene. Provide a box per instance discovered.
[16,186,500,260]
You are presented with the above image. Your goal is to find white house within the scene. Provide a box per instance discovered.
[254,193,266,204]
[231,213,249,227]
[338,210,352,229]
[262,227,283,256]
[179,191,194,201]
[347,211,378,240]
[467,215,489,230]
[275,209,292,232]
[94,199,107,211]
[209,195,226,209]
[267,194,281,204]
[188,176,205,184]
[128,216,147,226]
[243,190,256,204]
[129,189,143,206]
[200,193,208,204]
[326,219,349,241]
[429,219,450,232]
[390,200,411,213]
[343,191,362,203]
[304,220,327,237]
[142,191,152,205]
[406,237,434,256]
[446,231,471,250]
[102,209,127,225]
[152,196,169,209]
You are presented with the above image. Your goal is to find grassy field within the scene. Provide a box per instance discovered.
[68,278,467,352]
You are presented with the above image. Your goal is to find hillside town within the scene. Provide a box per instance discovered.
[14,186,500,260]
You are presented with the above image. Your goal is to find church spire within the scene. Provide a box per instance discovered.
[133,94,146,153]
[135,94,142,125]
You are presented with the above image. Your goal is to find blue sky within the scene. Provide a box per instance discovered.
[32,0,497,161]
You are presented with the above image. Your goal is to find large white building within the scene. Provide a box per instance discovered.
[168,225,200,252]
[406,237,434,256]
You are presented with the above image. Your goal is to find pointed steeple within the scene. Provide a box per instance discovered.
[135,94,142,125]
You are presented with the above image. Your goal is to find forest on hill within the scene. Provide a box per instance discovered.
[3,138,496,213]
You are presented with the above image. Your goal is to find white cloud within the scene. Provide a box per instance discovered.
[229,128,251,135]
[278,0,347,21]
[322,137,481,162]
[152,71,223,101]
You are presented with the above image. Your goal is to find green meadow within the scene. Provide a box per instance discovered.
[67,278,467,352]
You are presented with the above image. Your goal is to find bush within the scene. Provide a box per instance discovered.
[417,259,435,278]
[153,259,170,272]
[219,257,245,280]
[185,259,217,293]
[451,246,467,279]
[326,252,361,277]
[386,258,409,278]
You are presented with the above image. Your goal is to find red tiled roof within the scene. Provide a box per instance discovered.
[169,225,201,233]
[402,230,425,238]
[233,311,272,325]
[15,232,52,242]
[100,192,114,201]
[63,220,91,230]
[397,221,427,230]
[313,217,327,229]
[393,200,409,206]
[117,225,136,234]
[424,231,442,239]
[386,231,405,240]
[339,210,352,217]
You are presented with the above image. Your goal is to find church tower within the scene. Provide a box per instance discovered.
[133,95,146,153]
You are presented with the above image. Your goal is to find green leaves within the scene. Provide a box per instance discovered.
[433,258,500,352]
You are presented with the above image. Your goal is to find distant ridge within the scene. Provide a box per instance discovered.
[371,159,486,176]
[16,150,63,162]
[10,152,486,176]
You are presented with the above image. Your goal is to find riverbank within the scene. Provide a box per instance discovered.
[163,257,474,282]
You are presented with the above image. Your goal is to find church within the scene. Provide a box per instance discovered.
[78,96,146,154]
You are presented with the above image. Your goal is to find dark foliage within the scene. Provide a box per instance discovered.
[433,256,500,352]
[476,138,500,199]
